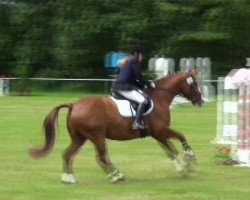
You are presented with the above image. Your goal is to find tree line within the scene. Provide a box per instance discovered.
[0,0,249,78]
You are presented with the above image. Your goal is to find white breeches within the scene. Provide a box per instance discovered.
[118,90,147,104]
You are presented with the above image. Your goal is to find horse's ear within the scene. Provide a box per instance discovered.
[190,68,198,76]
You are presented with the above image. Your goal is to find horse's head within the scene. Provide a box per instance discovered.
[152,69,204,106]
[179,69,204,106]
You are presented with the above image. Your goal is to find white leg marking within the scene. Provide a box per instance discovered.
[61,173,76,184]
[173,158,183,172]
[173,154,190,176]
[184,149,194,156]
[107,170,124,183]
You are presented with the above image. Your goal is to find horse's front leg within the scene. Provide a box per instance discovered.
[182,141,194,156]
[154,128,196,175]
[167,128,197,173]
[164,128,196,158]
[157,139,183,171]
[156,138,189,175]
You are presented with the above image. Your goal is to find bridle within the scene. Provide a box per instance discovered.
[183,75,198,103]
[154,75,199,102]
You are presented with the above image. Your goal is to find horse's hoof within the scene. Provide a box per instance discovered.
[61,173,76,184]
[187,166,196,173]
[108,174,125,183]
[184,153,197,162]
[117,176,126,183]
[180,169,189,177]
[183,154,197,173]
[107,170,125,183]
[184,149,194,156]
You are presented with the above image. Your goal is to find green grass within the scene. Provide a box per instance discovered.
[0,93,249,200]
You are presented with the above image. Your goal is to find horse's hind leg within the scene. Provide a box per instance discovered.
[61,133,86,184]
[92,136,125,183]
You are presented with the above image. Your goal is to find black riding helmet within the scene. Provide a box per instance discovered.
[129,43,145,55]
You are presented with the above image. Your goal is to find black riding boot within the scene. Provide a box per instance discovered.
[132,103,146,130]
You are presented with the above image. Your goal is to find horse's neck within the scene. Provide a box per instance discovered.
[151,73,185,105]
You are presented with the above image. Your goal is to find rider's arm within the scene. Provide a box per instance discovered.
[131,62,152,88]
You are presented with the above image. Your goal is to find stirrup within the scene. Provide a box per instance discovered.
[132,121,147,130]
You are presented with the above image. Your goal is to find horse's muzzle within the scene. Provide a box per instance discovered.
[192,96,204,107]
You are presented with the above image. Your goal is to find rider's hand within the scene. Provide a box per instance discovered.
[150,82,156,89]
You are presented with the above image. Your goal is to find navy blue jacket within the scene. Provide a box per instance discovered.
[113,57,151,90]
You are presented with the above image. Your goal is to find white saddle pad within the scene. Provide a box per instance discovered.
[110,97,154,117]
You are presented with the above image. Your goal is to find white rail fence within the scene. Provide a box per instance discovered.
[213,68,250,167]
[0,77,217,99]
[0,77,116,96]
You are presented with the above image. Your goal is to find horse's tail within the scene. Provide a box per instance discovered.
[29,103,72,159]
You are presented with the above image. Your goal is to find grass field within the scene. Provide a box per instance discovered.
[1,92,250,200]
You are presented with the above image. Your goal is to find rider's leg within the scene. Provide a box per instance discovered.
[132,102,147,129]
[118,90,147,129]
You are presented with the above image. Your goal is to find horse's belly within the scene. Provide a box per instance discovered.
[106,123,139,141]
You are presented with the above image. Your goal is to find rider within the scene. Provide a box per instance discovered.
[117,56,129,70]
[113,43,155,130]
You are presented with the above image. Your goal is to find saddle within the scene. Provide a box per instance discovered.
[110,89,154,117]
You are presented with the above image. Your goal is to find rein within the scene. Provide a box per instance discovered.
[153,74,197,100]
[154,87,179,96]
[186,83,197,102]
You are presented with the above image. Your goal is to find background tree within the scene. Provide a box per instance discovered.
[0,0,249,78]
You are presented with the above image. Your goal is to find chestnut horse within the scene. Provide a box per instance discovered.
[29,69,203,183]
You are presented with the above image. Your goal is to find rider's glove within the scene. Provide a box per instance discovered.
[150,81,156,89]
